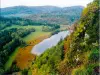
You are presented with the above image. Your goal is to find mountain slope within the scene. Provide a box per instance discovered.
[1,6,83,16]
[31,0,99,75]
[0,6,60,16]
[25,6,83,25]
[1,6,84,25]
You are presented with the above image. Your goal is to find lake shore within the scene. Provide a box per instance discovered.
[15,34,50,69]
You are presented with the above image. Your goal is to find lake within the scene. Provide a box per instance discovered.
[31,31,70,55]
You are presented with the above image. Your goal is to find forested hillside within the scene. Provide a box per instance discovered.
[25,6,83,25]
[0,6,62,16]
[31,0,99,75]
[1,6,83,25]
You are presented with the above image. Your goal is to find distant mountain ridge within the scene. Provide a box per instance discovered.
[1,6,84,16]
[1,6,60,15]
[0,6,84,25]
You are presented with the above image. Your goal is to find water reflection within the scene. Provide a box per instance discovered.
[31,31,70,55]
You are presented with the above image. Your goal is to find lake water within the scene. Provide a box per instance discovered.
[31,31,70,55]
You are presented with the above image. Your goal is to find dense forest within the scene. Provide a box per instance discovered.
[30,0,99,75]
[24,6,83,25]
[0,16,60,30]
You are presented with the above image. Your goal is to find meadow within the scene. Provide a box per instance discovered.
[4,25,51,72]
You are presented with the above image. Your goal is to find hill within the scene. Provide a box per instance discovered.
[0,6,60,16]
[1,6,84,25]
[31,0,99,75]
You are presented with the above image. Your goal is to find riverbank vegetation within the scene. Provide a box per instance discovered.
[0,16,60,74]
[31,0,99,75]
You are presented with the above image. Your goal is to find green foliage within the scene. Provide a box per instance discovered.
[73,63,99,75]
[0,0,99,75]
[0,16,60,30]
[51,29,60,35]
[81,0,99,44]
[32,0,99,75]
[86,63,99,75]
[0,68,4,75]
[21,69,28,75]
[0,27,35,74]
[32,41,64,74]
[88,48,99,62]
[74,69,88,75]
[5,63,20,74]
[42,24,60,32]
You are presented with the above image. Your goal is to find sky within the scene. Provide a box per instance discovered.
[0,0,93,8]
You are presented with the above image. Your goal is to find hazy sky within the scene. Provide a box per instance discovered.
[1,0,93,8]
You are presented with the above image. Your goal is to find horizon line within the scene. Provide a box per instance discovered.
[0,5,85,8]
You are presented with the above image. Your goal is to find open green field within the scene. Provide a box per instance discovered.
[3,25,42,30]
[23,26,51,42]
[3,25,51,42]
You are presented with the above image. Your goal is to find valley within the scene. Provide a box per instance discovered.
[0,0,99,75]
[4,26,51,70]
[0,19,68,74]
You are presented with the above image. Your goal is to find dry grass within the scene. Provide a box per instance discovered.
[15,34,50,70]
